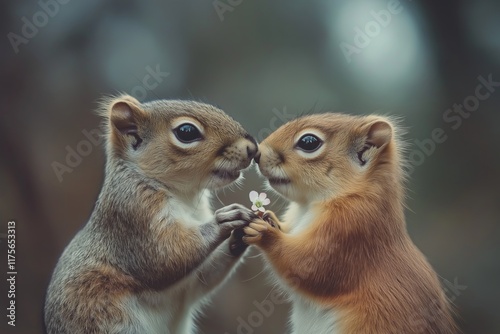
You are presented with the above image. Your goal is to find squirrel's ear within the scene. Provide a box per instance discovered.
[108,95,146,150]
[356,119,392,166]
[109,95,143,132]
[365,120,392,148]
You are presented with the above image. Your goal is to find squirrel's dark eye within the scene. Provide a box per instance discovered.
[174,123,203,143]
[296,134,322,152]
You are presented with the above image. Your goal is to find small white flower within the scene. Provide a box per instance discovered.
[249,190,271,212]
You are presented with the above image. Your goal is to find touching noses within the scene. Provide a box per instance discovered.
[245,134,259,160]
[254,151,261,164]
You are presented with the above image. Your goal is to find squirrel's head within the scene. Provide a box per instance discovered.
[255,113,403,203]
[99,95,258,193]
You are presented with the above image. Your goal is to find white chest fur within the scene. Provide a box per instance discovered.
[158,190,213,229]
[124,286,196,334]
[283,202,315,235]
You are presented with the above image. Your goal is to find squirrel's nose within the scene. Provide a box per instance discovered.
[254,151,261,164]
[245,134,258,159]
[246,144,257,159]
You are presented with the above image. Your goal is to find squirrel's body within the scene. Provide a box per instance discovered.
[245,113,457,334]
[45,95,258,333]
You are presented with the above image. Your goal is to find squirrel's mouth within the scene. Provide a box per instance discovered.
[268,177,291,185]
[212,169,241,181]
[257,165,291,187]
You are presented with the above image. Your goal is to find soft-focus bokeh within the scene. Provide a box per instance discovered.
[1,1,499,333]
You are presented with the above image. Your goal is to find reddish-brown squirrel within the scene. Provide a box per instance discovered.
[244,113,457,333]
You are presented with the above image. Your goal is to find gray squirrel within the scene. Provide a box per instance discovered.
[44,95,258,333]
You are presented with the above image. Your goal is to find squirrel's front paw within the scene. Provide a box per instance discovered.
[243,210,281,245]
[262,210,281,230]
[215,204,258,237]
[243,217,281,246]
[229,227,248,256]
[243,219,268,244]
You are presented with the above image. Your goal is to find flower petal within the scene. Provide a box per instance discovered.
[262,198,271,205]
[258,207,266,212]
[251,204,258,211]
[259,192,267,200]
[249,191,258,202]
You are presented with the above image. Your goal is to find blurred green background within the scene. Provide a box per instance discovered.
[1,0,499,333]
